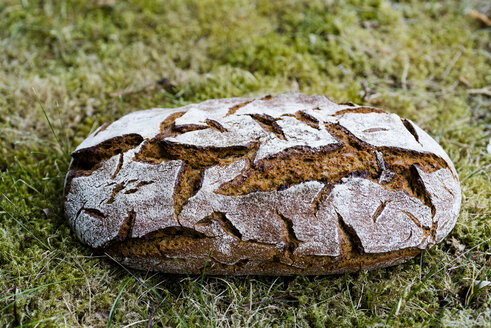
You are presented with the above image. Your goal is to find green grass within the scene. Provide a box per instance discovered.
[0,0,490,326]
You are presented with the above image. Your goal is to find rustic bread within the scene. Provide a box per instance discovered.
[64,93,461,275]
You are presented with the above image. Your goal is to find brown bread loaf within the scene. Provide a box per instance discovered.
[64,93,461,275]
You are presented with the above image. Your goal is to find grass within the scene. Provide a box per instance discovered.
[0,0,490,326]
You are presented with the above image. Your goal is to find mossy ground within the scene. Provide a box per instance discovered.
[0,0,490,327]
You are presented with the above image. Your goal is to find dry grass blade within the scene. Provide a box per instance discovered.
[241,291,299,308]
[467,9,491,26]
[467,86,491,97]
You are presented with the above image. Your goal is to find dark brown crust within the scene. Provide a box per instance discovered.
[248,114,287,140]
[205,119,228,132]
[132,138,260,216]
[402,119,421,145]
[337,211,365,254]
[216,123,448,214]
[337,101,355,106]
[294,110,320,129]
[333,106,386,116]
[102,229,421,275]
[71,134,144,172]
[64,134,144,197]
[371,201,390,223]
[94,122,112,136]
[259,95,272,101]
[312,183,334,215]
[226,100,254,116]
[276,210,301,254]
[160,112,186,137]
[173,164,204,217]
[116,210,136,241]
[196,212,243,240]
[134,138,260,168]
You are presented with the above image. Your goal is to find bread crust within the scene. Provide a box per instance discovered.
[64,93,461,275]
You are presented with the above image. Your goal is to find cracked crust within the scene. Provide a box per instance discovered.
[64,92,461,275]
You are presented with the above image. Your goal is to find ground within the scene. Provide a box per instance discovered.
[0,0,490,327]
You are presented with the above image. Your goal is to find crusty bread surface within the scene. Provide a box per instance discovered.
[64,93,461,275]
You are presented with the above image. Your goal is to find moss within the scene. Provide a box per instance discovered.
[0,0,489,326]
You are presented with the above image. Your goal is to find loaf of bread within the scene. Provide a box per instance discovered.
[64,93,461,275]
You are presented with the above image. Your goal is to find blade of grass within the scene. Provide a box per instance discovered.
[119,95,126,114]
[461,164,491,182]
[0,201,50,250]
[345,274,358,323]
[387,237,491,323]
[108,277,133,328]
[121,319,150,328]
[465,267,491,307]
[14,316,59,328]
[0,278,82,312]
[33,89,63,152]
[11,159,42,194]
[175,311,189,328]
[55,100,71,157]
[104,253,165,301]
[198,252,214,326]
